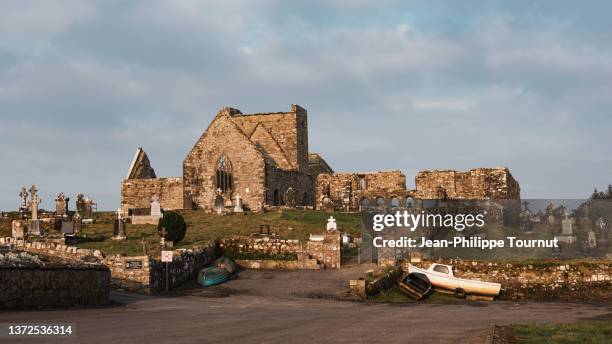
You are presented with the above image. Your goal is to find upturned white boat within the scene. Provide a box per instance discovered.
[407,263,501,297]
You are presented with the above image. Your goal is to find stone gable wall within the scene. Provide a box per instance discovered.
[120,177,183,213]
[183,114,266,211]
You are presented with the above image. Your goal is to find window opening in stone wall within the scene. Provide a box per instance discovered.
[216,155,233,192]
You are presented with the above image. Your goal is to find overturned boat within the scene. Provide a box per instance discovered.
[197,256,236,287]
[397,272,432,300]
[407,263,501,298]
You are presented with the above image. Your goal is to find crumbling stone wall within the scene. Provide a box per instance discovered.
[0,252,110,309]
[120,177,183,213]
[316,171,409,210]
[316,167,521,211]
[415,167,520,200]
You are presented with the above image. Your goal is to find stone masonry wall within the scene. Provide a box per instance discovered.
[183,110,267,212]
[2,237,216,294]
[121,177,184,213]
[0,252,110,309]
[316,171,408,210]
[219,236,302,255]
[415,167,520,200]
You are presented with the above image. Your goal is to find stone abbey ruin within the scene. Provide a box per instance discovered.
[120,104,521,214]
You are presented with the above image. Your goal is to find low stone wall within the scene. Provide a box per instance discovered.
[149,244,216,292]
[219,234,342,269]
[1,237,216,294]
[236,254,319,270]
[405,259,612,301]
[219,236,302,255]
[0,252,110,309]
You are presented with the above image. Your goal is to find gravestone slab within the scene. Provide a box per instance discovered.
[150,195,161,217]
[28,219,41,236]
[11,220,25,239]
[61,221,75,235]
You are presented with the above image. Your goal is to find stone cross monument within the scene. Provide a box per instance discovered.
[19,187,28,213]
[112,208,126,240]
[233,193,243,213]
[28,184,42,235]
[55,192,69,217]
[327,216,337,231]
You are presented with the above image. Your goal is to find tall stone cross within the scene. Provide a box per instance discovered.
[522,200,530,212]
[29,184,41,221]
[19,187,28,211]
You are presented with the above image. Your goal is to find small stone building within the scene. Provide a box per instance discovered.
[121,104,333,213]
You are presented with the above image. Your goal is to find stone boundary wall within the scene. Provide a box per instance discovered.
[219,234,341,269]
[219,236,302,255]
[236,258,319,270]
[120,177,184,213]
[0,257,110,309]
[405,259,612,300]
[149,244,216,292]
[1,237,216,294]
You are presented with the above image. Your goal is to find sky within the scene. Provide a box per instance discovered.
[1,0,611,211]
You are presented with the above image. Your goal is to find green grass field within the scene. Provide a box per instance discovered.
[508,320,612,344]
[73,209,362,256]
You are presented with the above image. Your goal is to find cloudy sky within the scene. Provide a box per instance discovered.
[1,1,611,210]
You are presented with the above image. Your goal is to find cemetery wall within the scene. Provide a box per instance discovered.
[405,259,612,301]
[0,253,110,309]
[120,177,184,213]
[148,244,216,292]
[2,238,216,293]
[219,235,341,268]
[219,236,303,256]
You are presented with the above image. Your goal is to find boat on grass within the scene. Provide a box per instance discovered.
[197,256,237,287]
[397,272,432,300]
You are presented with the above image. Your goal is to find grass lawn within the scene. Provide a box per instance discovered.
[74,209,362,256]
[507,320,612,344]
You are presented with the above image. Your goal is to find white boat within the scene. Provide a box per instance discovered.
[407,263,501,298]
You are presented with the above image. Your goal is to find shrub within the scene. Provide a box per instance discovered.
[158,211,187,244]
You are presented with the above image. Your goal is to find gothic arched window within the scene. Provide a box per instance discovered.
[216,155,233,192]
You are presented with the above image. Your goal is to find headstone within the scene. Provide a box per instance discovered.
[150,195,161,217]
[11,220,25,239]
[597,217,606,231]
[547,214,556,226]
[587,231,597,249]
[19,187,28,213]
[61,221,75,235]
[327,216,337,231]
[76,193,86,214]
[561,214,573,235]
[28,184,42,236]
[233,193,243,213]
[72,212,82,234]
[285,188,296,207]
[112,208,126,240]
[55,192,69,217]
[215,195,224,214]
[84,198,94,219]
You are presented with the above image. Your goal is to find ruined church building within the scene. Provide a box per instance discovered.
[120,104,520,214]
